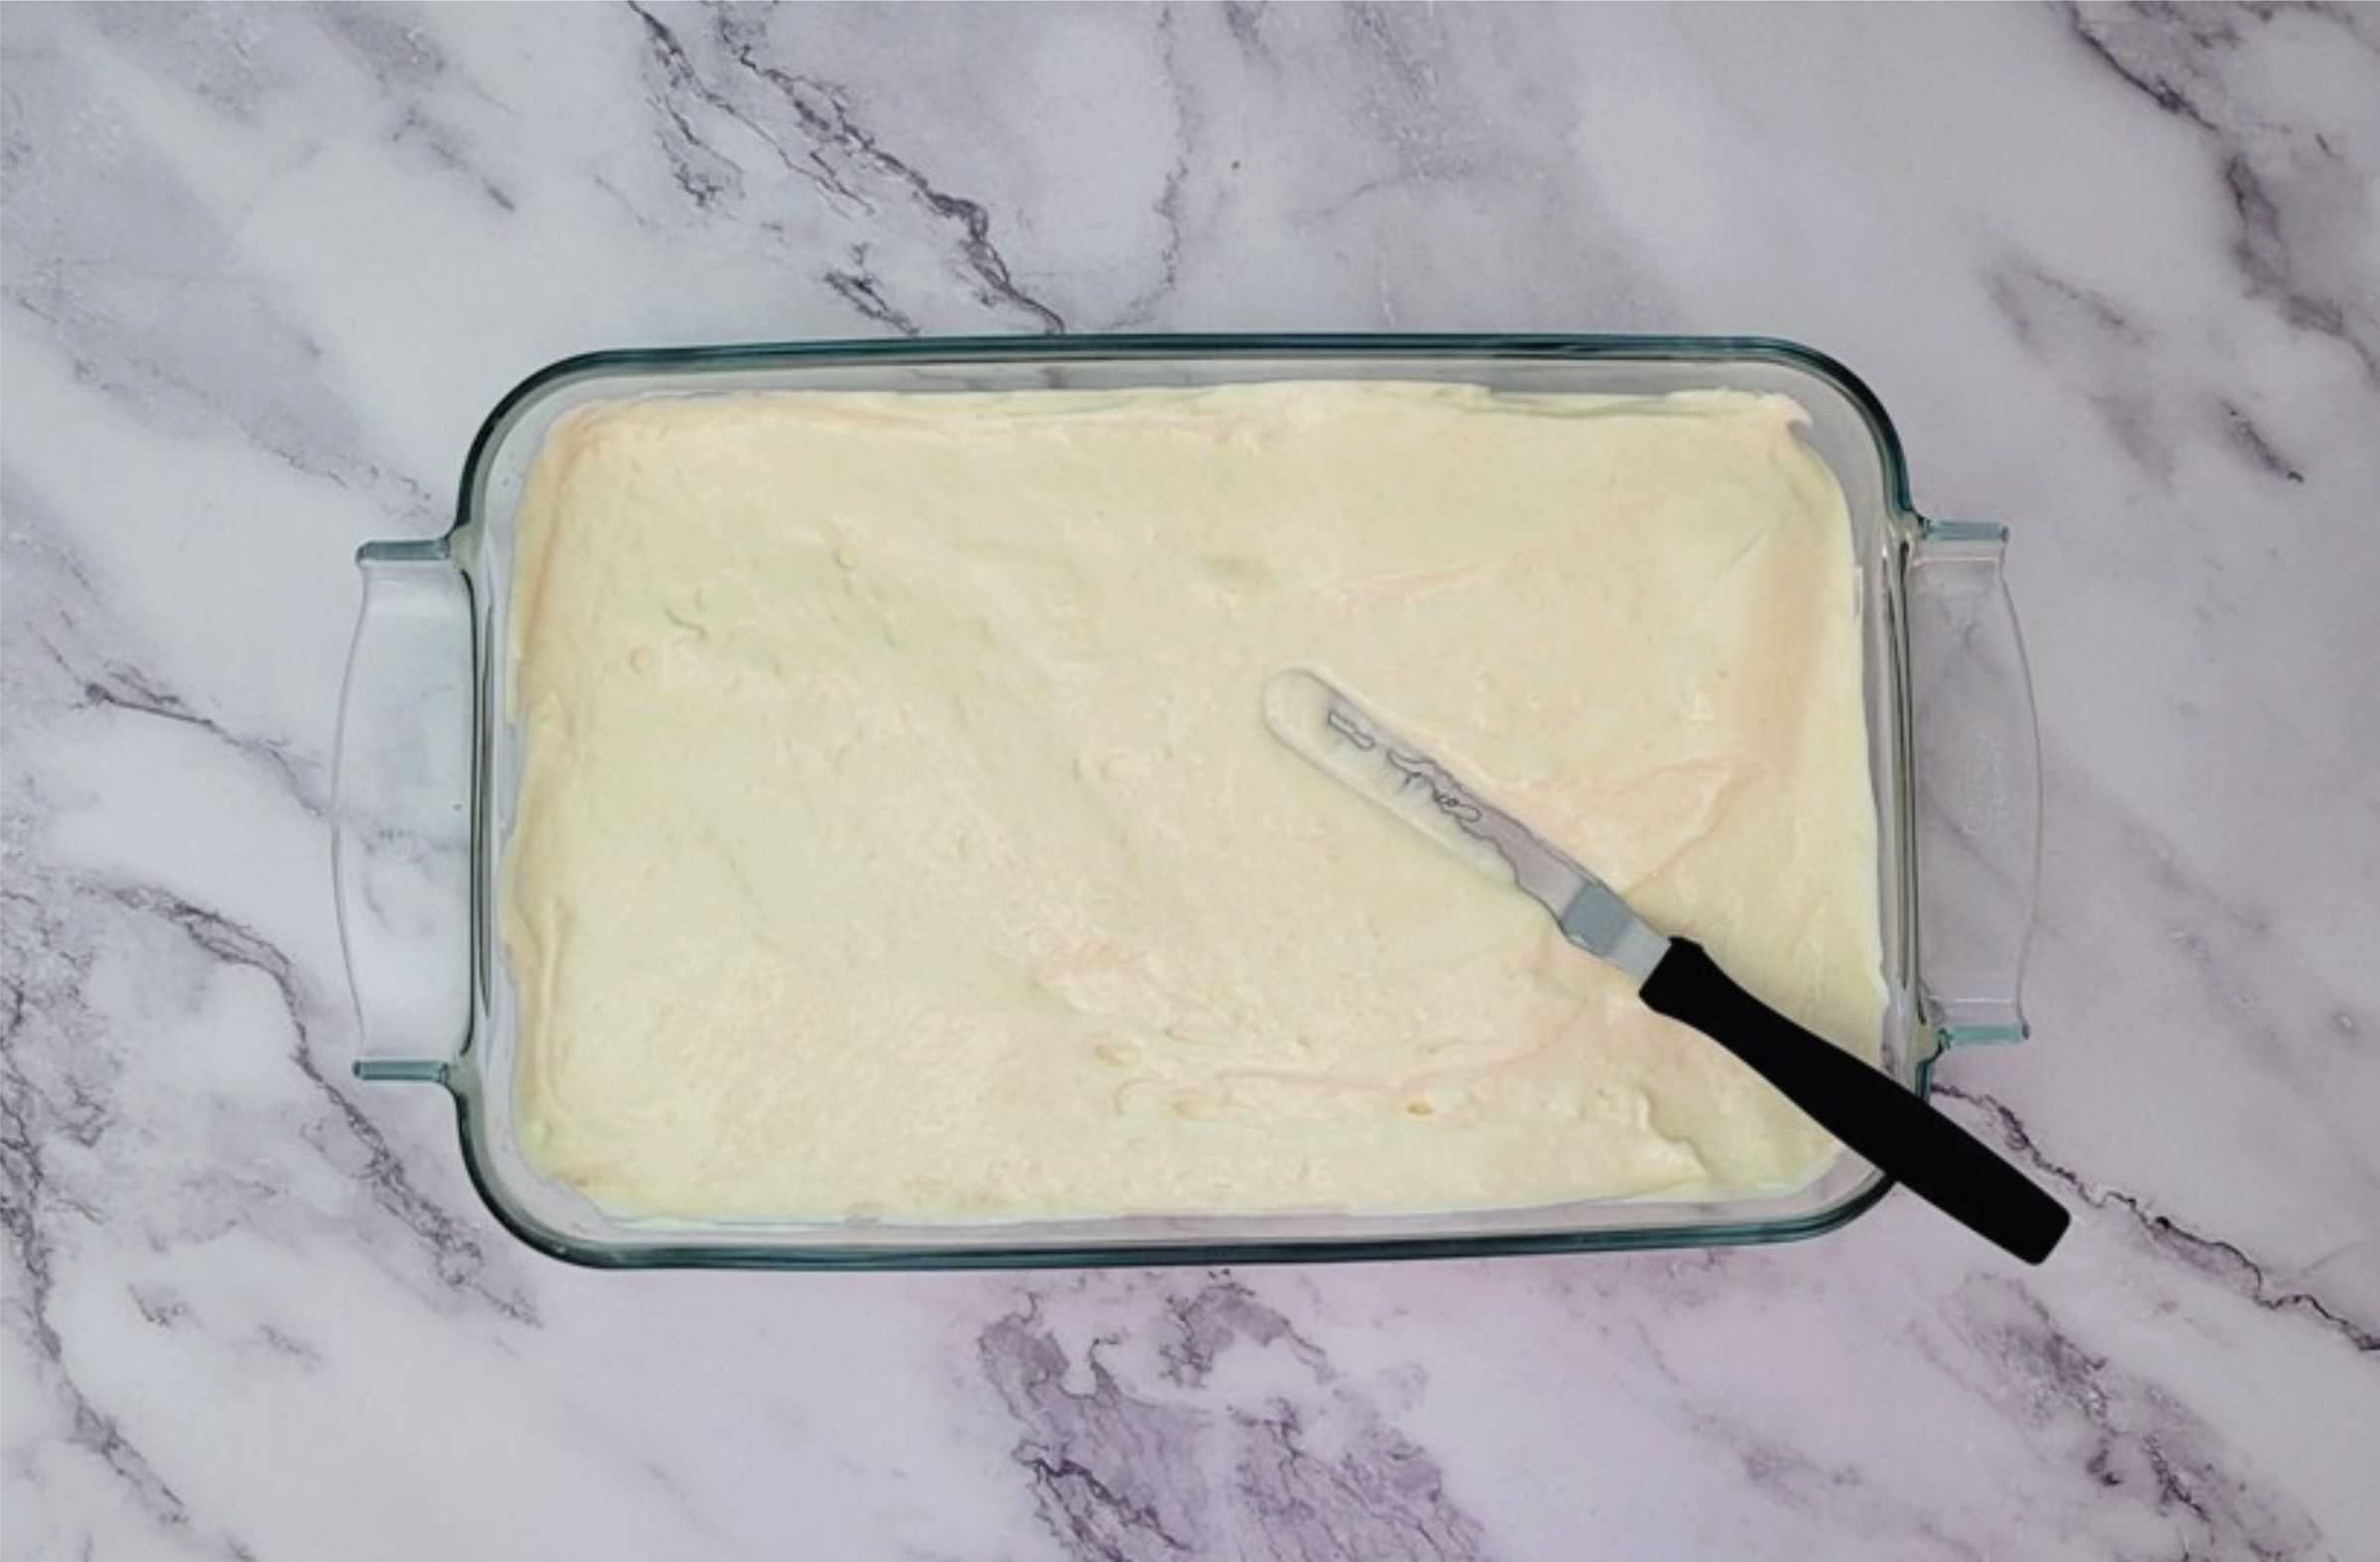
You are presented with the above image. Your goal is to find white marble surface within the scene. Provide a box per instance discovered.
[4,4,2377,1557]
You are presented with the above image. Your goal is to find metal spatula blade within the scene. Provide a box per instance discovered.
[1261,667,1669,980]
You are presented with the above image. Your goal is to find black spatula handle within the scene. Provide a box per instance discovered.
[1638,938,2069,1263]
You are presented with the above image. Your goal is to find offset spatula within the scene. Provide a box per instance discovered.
[1261,669,2069,1264]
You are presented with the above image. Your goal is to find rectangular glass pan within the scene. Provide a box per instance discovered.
[331,334,2042,1269]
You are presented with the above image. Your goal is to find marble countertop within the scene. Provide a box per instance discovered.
[5,5,2376,1557]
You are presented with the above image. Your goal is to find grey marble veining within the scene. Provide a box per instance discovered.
[3,4,2376,1558]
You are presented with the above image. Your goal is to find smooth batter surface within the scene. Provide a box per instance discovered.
[503,384,1885,1221]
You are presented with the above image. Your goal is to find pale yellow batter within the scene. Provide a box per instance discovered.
[503,383,1884,1221]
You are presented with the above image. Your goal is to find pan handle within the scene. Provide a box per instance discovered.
[1907,519,2042,1052]
[331,539,473,1085]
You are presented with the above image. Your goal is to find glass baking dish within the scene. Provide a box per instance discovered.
[331,334,2042,1269]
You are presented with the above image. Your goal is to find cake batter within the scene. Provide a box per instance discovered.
[502,383,1885,1220]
